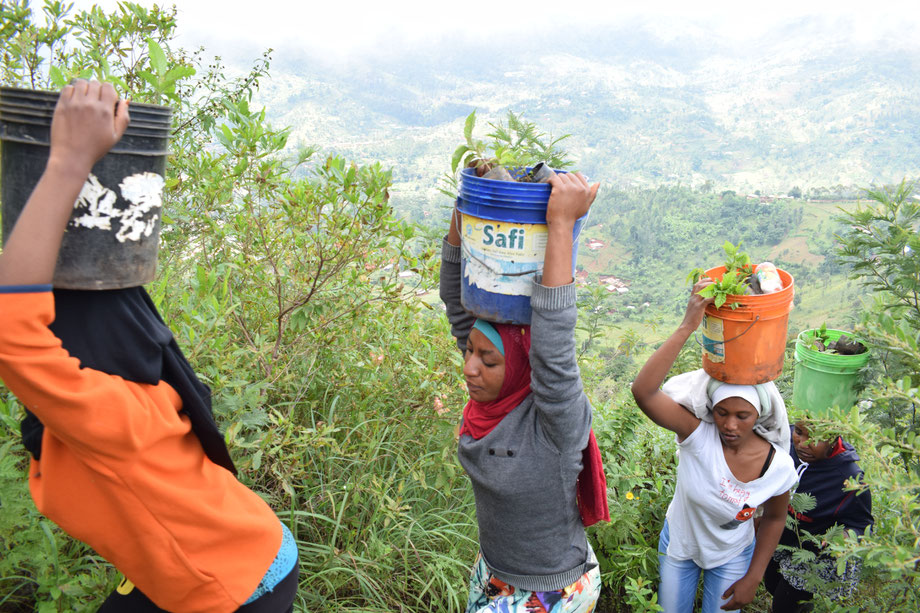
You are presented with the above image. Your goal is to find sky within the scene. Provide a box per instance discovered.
[83,0,920,61]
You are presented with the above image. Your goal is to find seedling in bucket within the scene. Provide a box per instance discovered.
[688,241,754,309]
[690,241,795,384]
[444,112,591,325]
[793,327,870,416]
[807,323,867,355]
[439,110,573,199]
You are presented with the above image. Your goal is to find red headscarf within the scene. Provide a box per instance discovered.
[460,322,610,527]
[460,323,533,439]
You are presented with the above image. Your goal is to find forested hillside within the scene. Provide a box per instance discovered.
[240,17,920,221]
[2,3,920,613]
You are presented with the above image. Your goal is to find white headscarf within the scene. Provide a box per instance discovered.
[660,368,790,450]
[711,383,761,414]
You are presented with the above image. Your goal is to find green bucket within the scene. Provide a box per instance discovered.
[793,328,870,416]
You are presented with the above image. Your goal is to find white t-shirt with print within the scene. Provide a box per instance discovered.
[665,420,798,569]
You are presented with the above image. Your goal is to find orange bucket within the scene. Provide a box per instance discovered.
[700,266,795,384]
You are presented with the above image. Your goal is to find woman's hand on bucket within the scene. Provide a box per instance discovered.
[48,80,130,179]
[680,278,715,332]
[541,172,599,286]
[546,172,599,230]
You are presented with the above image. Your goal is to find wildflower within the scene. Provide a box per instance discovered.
[434,396,447,416]
[626,491,635,500]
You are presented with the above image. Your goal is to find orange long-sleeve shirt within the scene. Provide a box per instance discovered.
[0,289,281,613]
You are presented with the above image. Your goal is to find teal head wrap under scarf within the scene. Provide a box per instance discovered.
[472,319,504,355]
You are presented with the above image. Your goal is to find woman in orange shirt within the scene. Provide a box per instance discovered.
[0,81,298,612]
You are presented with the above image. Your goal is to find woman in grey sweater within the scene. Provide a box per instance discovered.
[440,172,606,612]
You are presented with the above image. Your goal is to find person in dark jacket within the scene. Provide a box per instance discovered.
[764,422,873,612]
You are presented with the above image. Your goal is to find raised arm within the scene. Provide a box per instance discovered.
[541,172,598,287]
[529,172,599,449]
[0,80,129,286]
[439,204,475,353]
[631,279,714,441]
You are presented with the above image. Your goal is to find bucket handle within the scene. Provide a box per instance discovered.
[694,315,761,347]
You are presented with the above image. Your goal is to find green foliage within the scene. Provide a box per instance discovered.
[0,0,188,105]
[685,267,705,285]
[836,180,920,433]
[768,179,920,611]
[1,2,471,612]
[837,179,920,329]
[697,268,748,309]
[811,322,831,349]
[577,284,619,358]
[3,2,915,612]
[776,407,920,611]
[694,241,752,309]
[486,111,573,170]
[0,396,116,612]
[589,388,674,613]
[721,240,754,274]
[439,110,574,199]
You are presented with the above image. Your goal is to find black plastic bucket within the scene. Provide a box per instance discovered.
[0,87,172,289]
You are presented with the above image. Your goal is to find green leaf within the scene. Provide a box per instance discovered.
[450,144,470,173]
[48,65,66,88]
[463,110,476,144]
[146,37,168,76]
[163,65,195,85]
[685,267,705,285]
[136,69,158,88]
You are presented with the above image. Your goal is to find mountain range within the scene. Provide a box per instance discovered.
[213,14,920,217]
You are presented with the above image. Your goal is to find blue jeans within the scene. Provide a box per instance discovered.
[657,519,755,613]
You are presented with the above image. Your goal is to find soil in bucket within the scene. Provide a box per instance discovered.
[457,167,584,325]
[0,87,172,289]
[700,265,795,385]
[793,328,870,416]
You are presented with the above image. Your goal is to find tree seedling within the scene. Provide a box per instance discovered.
[808,323,867,354]
[688,241,754,309]
[438,110,574,199]
[811,323,832,351]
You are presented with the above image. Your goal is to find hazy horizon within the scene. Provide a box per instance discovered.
[83,0,920,66]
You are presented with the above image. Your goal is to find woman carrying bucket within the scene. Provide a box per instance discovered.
[0,82,298,611]
[631,279,798,613]
[440,171,609,612]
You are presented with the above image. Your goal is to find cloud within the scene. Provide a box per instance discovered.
[86,0,920,60]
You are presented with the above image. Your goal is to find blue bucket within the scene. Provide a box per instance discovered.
[457,167,586,325]
[459,184,549,203]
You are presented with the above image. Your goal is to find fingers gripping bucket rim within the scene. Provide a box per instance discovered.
[700,266,795,384]
[793,328,870,416]
[0,87,172,290]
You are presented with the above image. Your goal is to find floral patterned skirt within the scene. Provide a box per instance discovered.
[465,546,601,613]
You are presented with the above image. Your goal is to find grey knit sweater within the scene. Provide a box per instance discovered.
[440,239,594,592]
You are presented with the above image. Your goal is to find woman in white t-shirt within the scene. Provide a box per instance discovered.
[631,279,798,613]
